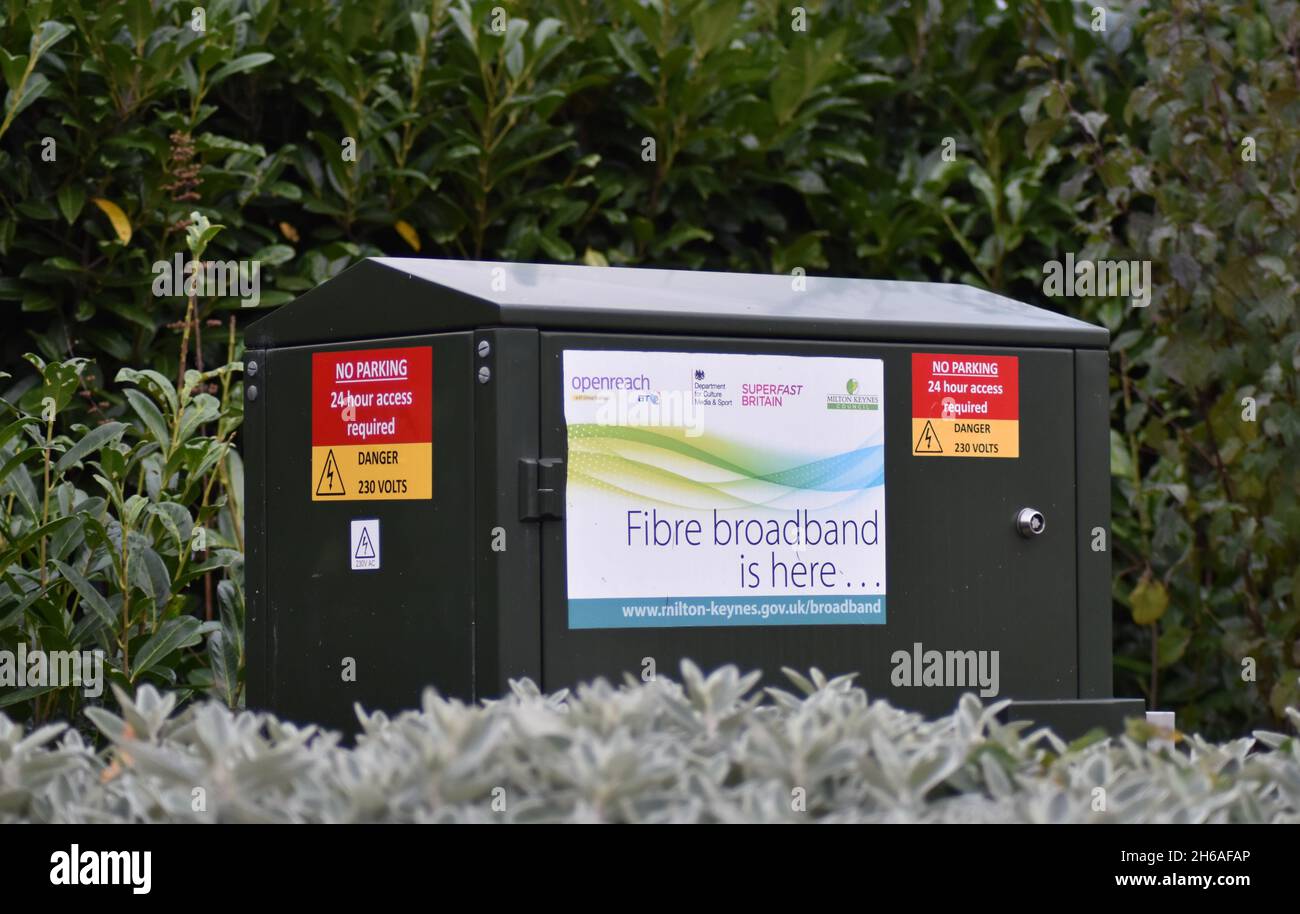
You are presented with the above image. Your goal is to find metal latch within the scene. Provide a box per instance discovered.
[519,458,564,520]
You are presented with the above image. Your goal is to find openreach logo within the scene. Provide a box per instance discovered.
[1042,252,1152,308]
[152,253,260,306]
[50,845,151,894]
[891,642,1000,698]
[0,645,103,698]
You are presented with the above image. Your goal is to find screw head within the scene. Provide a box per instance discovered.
[477,340,491,358]
[247,384,259,401]
[477,366,491,384]
[247,360,259,377]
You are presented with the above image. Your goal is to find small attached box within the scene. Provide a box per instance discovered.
[243,259,1143,736]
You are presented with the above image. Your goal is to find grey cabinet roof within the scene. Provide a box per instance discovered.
[247,257,1108,349]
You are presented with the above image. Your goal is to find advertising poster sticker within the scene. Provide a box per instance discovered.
[563,349,886,630]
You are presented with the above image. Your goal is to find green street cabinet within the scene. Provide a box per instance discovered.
[243,259,1144,736]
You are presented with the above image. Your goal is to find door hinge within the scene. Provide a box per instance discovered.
[519,458,564,521]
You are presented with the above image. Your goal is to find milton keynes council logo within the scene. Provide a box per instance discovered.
[827,378,878,411]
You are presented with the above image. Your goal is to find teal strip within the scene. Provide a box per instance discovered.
[569,595,886,629]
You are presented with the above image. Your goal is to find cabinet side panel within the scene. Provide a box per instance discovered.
[244,348,269,709]
[1076,349,1113,699]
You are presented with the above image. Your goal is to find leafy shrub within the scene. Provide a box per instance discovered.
[3,666,1298,823]
[0,347,245,724]
[1,0,1296,736]
[1018,1,1300,733]
[0,215,246,724]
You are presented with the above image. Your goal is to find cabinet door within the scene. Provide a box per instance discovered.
[254,333,475,731]
[538,333,1077,714]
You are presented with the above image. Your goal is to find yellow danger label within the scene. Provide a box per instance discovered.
[911,418,1019,459]
[311,444,432,500]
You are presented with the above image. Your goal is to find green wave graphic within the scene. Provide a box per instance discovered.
[568,424,881,487]
[569,424,783,477]
[568,425,883,510]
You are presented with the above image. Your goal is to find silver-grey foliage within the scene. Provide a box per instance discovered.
[2,663,1298,823]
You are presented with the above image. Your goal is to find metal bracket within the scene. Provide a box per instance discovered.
[519,458,564,521]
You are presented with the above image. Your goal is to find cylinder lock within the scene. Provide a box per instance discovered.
[1016,507,1046,538]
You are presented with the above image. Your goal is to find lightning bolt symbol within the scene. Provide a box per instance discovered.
[924,426,934,447]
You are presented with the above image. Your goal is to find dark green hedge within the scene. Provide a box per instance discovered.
[1,0,1297,737]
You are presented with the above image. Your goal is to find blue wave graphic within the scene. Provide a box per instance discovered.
[755,444,884,491]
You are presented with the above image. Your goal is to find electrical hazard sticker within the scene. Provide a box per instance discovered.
[911,353,1018,458]
[350,519,380,570]
[311,346,433,500]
